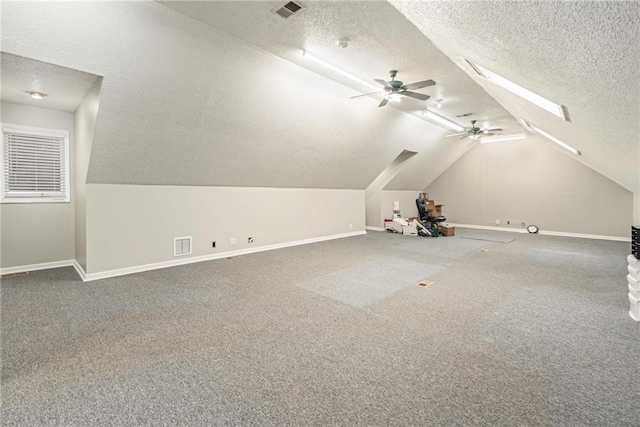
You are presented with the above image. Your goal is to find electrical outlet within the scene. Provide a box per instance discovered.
[495,219,500,225]
[212,241,216,248]
[248,237,254,243]
[230,238,236,246]
[349,224,353,229]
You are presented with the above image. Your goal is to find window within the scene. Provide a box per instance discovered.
[1,123,70,203]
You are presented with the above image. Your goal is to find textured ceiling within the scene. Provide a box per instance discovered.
[0,1,474,189]
[389,0,640,192]
[1,1,637,192]
[0,52,98,112]
[158,1,520,134]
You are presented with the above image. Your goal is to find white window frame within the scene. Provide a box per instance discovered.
[1,123,70,204]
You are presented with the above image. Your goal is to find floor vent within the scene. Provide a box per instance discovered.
[174,236,192,257]
[274,1,305,19]
[417,280,434,287]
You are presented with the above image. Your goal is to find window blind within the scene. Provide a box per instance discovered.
[3,130,67,198]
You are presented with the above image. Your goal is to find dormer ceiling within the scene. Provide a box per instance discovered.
[1,52,99,113]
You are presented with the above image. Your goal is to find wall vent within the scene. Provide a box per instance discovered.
[174,236,192,257]
[274,1,305,19]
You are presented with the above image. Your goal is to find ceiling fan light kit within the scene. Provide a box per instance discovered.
[446,119,503,139]
[371,70,436,107]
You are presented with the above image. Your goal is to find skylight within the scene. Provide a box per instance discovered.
[467,60,568,121]
[422,110,465,132]
[302,50,380,92]
[529,124,581,155]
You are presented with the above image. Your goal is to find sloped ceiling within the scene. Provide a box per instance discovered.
[1,1,636,192]
[389,0,640,192]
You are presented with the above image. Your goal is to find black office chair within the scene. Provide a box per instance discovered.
[415,198,446,236]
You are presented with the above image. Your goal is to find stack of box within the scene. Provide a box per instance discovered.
[424,200,455,237]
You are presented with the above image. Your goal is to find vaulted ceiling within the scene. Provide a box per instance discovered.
[1,1,638,192]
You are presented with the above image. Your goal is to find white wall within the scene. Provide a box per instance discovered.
[380,191,421,221]
[0,102,75,268]
[85,184,364,274]
[74,79,102,272]
[366,190,422,229]
[426,135,633,237]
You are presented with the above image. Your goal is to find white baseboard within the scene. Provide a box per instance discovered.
[0,259,75,276]
[448,223,631,242]
[365,226,385,232]
[73,260,87,281]
[82,230,367,282]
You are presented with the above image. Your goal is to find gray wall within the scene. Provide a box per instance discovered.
[74,79,102,272]
[0,102,75,268]
[85,184,364,274]
[426,135,633,237]
[366,190,421,228]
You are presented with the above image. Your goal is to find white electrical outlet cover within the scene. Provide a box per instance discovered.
[230,238,236,245]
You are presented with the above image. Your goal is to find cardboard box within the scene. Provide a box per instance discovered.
[426,200,435,211]
[438,226,455,237]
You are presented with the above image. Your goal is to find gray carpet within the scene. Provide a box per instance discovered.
[2,229,639,426]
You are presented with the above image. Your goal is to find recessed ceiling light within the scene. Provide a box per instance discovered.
[422,110,465,132]
[302,50,379,92]
[529,124,581,155]
[26,91,46,100]
[466,60,568,121]
[480,134,526,144]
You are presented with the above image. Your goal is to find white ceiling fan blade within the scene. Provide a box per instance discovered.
[402,79,436,90]
[350,91,384,99]
[378,97,389,107]
[446,132,468,137]
[374,79,393,89]
[402,91,430,101]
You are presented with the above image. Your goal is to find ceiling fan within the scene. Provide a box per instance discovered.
[446,120,503,140]
[352,70,435,107]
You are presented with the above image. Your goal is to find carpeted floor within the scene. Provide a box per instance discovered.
[2,229,639,426]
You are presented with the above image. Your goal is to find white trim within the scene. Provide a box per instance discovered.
[365,226,385,232]
[1,122,71,203]
[0,259,74,276]
[82,230,366,282]
[448,223,631,242]
[629,292,639,321]
[73,260,87,281]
